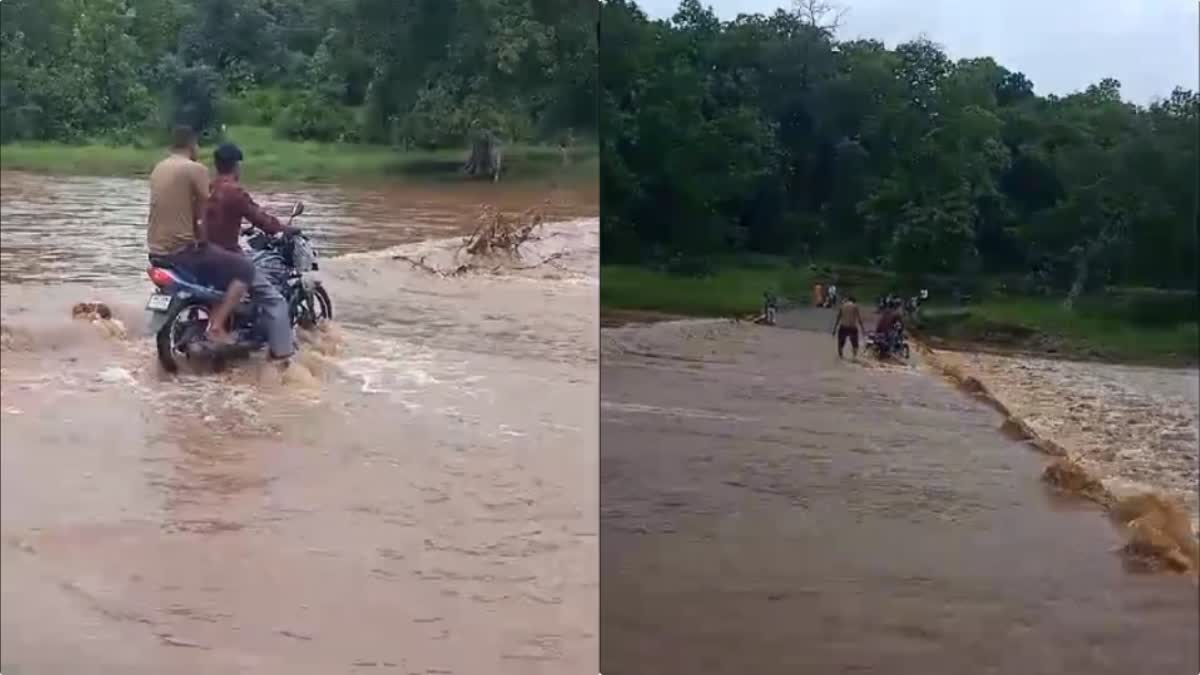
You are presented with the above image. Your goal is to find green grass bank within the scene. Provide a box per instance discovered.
[0,125,597,184]
[601,260,891,317]
[918,300,1198,366]
[601,262,1198,366]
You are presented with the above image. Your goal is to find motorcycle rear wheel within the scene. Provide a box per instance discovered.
[156,301,211,373]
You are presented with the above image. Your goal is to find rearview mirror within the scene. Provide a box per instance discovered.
[291,201,305,217]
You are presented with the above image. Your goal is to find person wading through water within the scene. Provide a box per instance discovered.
[146,126,254,346]
[832,295,866,359]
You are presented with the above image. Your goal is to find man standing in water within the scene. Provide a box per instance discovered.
[201,142,296,364]
[146,126,254,345]
[831,295,865,359]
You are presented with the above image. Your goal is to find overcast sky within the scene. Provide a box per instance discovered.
[632,0,1199,104]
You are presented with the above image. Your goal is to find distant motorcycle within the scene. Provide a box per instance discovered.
[866,325,911,361]
[144,201,333,372]
[901,289,929,320]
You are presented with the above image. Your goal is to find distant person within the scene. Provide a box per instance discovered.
[813,283,825,307]
[559,133,571,166]
[832,295,865,359]
[146,125,254,346]
[826,283,839,307]
[762,290,778,325]
[201,142,297,364]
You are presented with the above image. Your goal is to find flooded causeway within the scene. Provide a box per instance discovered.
[1,171,598,675]
[600,318,1198,675]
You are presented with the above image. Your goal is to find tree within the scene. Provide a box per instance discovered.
[600,0,1197,294]
[0,0,596,147]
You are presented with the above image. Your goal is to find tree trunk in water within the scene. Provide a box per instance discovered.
[1064,215,1123,311]
[1063,240,1100,311]
[464,133,501,182]
[1064,256,1087,311]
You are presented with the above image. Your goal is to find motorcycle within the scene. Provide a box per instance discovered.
[145,201,333,373]
[905,289,929,315]
[877,294,899,312]
[866,324,911,361]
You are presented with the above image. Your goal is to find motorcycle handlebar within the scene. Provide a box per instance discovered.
[242,226,304,239]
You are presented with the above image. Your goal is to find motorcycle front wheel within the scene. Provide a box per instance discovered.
[291,285,333,329]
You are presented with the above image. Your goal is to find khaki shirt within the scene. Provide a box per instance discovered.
[147,153,209,256]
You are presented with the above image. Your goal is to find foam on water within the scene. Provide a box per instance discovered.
[933,349,1200,531]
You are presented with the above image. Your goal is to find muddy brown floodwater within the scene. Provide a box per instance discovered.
[600,315,1198,675]
[931,349,1199,530]
[1,171,598,674]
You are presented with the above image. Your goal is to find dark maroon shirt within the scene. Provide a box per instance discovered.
[875,308,902,335]
[201,174,284,252]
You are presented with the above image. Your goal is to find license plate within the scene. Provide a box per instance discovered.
[146,294,171,311]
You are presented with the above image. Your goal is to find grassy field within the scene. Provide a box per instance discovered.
[600,260,888,317]
[919,299,1199,365]
[0,125,598,184]
[601,262,1199,366]
[601,263,810,317]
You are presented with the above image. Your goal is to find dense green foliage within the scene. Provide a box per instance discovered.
[600,0,1199,293]
[0,0,597,147]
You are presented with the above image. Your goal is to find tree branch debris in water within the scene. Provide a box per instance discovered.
[393,202,568,277]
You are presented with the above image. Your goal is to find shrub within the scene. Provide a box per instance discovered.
[155,60,222,137]
[1080,288,1199,326]
[273,93,356,142]
[222,88,291,127]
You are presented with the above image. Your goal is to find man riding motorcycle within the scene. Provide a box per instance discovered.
[201,142,299,365]
[875,299,902,336]
[146,127,254,346]
[872,299,906,356]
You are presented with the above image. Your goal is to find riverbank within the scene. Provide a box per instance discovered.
[915,300,1198,367]
[601,264,1199,367]
[0,125,598,185]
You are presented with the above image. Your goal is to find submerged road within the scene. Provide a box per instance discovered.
[599,313,1198,675]
[1,172,599,675]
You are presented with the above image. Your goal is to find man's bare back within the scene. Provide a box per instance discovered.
[835,301,863,330]
[832,298,865,358]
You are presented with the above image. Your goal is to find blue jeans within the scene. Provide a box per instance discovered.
[250,269,294,359]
